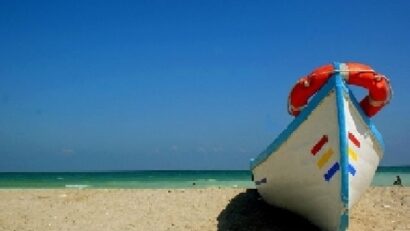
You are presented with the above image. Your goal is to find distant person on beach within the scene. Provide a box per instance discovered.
[393,175,402,186]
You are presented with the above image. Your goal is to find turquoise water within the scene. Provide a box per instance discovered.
[371,166,410,186]
[0,167,408,189]
[0,170,254,189]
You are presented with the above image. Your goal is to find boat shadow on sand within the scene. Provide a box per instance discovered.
[217,189,320,231]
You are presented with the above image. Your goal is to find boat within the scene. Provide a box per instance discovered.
[250,62,392,231]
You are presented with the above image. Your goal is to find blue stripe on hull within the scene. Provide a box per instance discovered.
[348,164,356,176]
[324,162,340,181]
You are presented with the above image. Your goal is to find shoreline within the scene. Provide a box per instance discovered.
[0,187,409,230]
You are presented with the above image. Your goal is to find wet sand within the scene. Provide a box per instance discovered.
[0,187,409,231]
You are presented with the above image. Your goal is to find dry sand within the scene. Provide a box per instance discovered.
[0,187,409,231]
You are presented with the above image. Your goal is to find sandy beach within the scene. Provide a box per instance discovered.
[0,187,409,231]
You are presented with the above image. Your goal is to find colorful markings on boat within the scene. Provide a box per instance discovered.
[311,135,339,182]
[311,134,359,182]
[316,148,334,169]
[348,147,358,161]
[255,178,267,185]
[347,131,360,177]
[348,132,360,148]
[324,162,340,181]
[348,164,356,176]
[311,135,328,156]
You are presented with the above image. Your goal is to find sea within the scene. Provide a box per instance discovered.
[0,166,408,189]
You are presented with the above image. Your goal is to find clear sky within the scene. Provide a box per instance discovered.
[1,1,409,171]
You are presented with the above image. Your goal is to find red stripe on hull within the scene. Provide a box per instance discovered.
[348,132,360,148]
[311,135,328,156]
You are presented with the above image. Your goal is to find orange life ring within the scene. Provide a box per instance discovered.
[288,62,392,117]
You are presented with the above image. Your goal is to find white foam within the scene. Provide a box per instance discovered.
[65,184,89,189]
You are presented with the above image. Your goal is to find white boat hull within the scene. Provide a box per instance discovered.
[250,70,383,231]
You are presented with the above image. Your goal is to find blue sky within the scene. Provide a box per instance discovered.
[1,1,409,171]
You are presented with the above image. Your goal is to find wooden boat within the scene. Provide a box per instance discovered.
[250,62,391,231]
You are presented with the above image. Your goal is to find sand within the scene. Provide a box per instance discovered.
[0,187,409,231]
